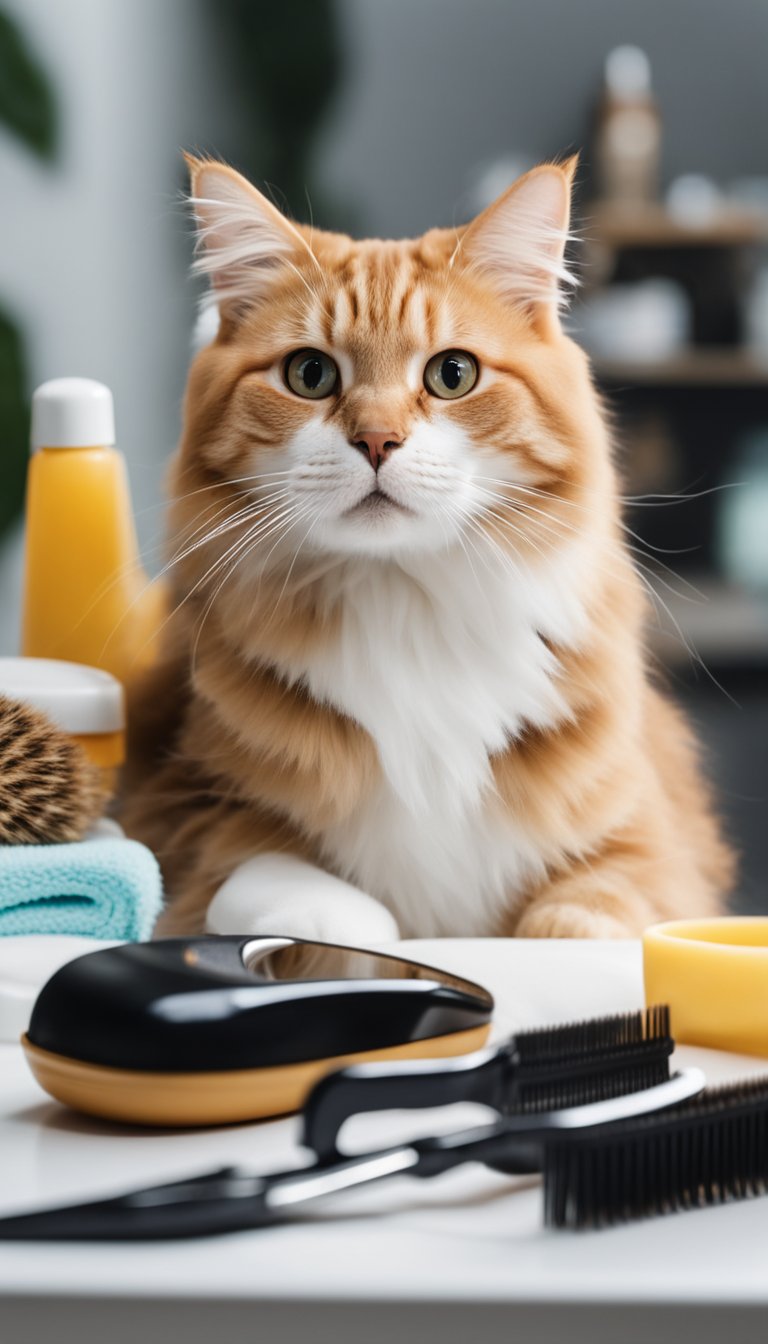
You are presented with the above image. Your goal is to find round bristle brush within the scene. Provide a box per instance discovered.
[0,693,106,844]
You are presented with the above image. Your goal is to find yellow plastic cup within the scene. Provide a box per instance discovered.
[643,917,768,1056]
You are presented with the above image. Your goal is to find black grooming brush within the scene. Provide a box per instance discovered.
[543,1075,768,1229]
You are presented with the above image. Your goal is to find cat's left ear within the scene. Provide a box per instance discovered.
[458,157,578,332]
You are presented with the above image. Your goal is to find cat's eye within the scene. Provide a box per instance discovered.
[424,350,478,400]
[284,349,339,400]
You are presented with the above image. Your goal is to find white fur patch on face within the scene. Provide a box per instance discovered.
[257,417,483,558]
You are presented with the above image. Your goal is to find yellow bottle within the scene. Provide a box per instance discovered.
[21,378,166,694]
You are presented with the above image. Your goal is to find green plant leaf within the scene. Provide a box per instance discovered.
[0,307,30,539]
[0,10,56,159]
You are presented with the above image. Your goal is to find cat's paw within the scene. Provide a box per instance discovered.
[219,894,400,946]
[205,853,400,945]
[514,901,636,939]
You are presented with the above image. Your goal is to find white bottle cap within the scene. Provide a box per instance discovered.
[30,377,116,451]
[605,45,652,99]
[0,657,124,734]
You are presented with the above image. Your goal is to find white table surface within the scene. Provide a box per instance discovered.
[1,937,767,1344]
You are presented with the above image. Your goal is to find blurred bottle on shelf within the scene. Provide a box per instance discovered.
[594,45,661,204]
[666,174,722,227]
[717,431,768,595]
[576,278,690,361]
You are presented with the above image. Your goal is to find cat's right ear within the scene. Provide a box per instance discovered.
[185,155,309,322]
[457,158,578,335]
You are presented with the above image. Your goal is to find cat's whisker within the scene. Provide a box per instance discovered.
[492,503,732,698]
[94,498,285,667]
[623,547,706,605]
[441,506,494,589]
[480,500,683,608]
[463,499,725,706]
[187,503,314,669]
[267,503,326,618]
[157,508,274,594]
[476,499,570,574]
[166,489,296,570]
[155,488,265,563]
[474,470,742,511]
[439,503,506,598]
[469,496,680,616]
[503,479,708,572]
[168,483,277,540]
[131,469,296,522]
[621,482,744,506]
[472,480,709,608]
[474,489,616,564]
[474,475,714,597]
[632,570,738,705]
[453,503,535,588]
[132,498,304,670]
[190,498,320,667]
[167,500,269,564]
[254,498,320,577]
[228,497,328,615]
[463,520,529,590]
[511,501,707,607]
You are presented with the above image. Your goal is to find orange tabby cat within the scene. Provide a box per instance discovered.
[122,153,733,941]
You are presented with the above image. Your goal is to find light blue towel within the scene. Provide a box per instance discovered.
[0,838,163,940]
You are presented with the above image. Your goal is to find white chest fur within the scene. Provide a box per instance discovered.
[290,542,589,936]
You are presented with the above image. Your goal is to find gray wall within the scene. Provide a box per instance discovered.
[316,0,768,236]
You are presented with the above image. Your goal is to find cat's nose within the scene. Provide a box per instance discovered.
[350,430,404,472]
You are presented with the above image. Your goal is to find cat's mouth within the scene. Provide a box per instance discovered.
[344,488,413,518]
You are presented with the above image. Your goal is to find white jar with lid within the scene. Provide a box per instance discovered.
[0,657,125,792]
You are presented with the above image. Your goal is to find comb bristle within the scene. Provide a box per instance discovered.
[543,1076,768,1229]
[513,1054,671,1115]
[514,1007,670,1065]
[487,1007,674,1135]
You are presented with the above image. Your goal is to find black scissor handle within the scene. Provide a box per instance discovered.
[302,1043,513,1162]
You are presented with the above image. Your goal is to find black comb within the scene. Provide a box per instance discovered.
[304,1006,673,1162]
[544,1075,768,1229]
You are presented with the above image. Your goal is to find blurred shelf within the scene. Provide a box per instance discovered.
[584,202,768,249]
[593,348,768,387]
[647,574,768,669]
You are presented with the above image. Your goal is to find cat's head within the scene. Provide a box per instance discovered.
[177,155,609,572]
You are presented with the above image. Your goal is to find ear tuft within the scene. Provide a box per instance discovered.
[459,161,578,315]
[186,157,308,316]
